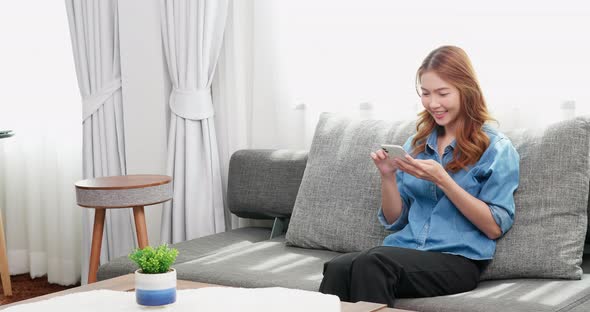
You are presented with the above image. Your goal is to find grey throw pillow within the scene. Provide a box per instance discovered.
[481,117,590,280]
[285,112,415,252]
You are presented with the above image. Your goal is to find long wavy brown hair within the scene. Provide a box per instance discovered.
[412,46,494,172]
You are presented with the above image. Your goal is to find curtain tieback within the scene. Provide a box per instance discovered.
[169,88,214,120]
[81,78,122,121]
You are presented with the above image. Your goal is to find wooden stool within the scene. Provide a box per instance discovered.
[75,175,172,283]
[0,210,12,296]
[0,130,14,296]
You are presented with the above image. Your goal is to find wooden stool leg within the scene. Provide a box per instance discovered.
[133,206,149,248]
[0,211,12,296]
[88,209,106,284]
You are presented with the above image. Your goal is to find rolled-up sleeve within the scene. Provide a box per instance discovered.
[378,137,413,231]
[477,138,520,236]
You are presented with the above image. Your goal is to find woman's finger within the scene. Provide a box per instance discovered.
[401,166,419,178]
[398,159,430,180]
[398,157,418,170]
[397,159,416,175]
[404,154,423,168]
[396,158,409,170]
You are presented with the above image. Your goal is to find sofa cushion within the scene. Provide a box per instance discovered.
[228,150,308,219]
[396,256,590,312]
[175,244,590,312]
[396,272,590,312]
[97,227,272,281]
[285,112,415,252]
[174,237,342,291]
[481,117,590,280]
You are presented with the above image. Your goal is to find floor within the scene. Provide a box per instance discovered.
[0,274,78,305]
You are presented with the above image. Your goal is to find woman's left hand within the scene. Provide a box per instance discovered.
[394,154,449,186]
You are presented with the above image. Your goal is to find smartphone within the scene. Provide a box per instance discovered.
[380,144,407,159]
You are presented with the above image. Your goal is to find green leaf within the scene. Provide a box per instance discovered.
[128,244,179,274]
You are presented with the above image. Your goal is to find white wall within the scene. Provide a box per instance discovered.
[118,0,170,245]
[248,0,590,150]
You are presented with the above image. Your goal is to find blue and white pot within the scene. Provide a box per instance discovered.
[134,268,177,306]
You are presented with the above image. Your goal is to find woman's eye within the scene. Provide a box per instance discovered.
[440,93,449,96]
[422,93,430,97]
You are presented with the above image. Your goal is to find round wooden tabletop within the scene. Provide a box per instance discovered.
[74,174,172,190]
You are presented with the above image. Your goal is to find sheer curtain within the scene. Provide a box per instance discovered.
[0,1,82,285]
[213,0,264,229]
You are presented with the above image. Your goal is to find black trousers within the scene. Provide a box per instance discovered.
[319,246,483,308]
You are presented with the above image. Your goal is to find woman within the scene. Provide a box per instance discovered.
[319,45,520,308]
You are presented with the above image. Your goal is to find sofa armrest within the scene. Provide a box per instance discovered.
[228,149,308,220]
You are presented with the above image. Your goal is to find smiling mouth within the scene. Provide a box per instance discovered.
[432,111,447,119]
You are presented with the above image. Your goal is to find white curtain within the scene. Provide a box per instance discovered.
[214,0,320,230]
[66,0,137,285]
[0,1,82,285]
[160,0,228,244]
[213,0,260,230]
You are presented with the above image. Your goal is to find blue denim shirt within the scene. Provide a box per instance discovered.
[378,125,519,260]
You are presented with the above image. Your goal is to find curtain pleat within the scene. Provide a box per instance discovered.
[66,0,136,285]
[160,0,228,244]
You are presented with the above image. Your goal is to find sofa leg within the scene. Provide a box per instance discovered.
[270,217,290,239]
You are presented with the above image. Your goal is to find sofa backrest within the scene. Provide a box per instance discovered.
[228,122,590,248]
[227,149,308,219]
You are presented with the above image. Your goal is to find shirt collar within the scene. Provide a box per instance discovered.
[425,129,438,155]
[425,127,456,155]
[449,138,457,149]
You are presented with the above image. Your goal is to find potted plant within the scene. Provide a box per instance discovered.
[129,244,179,306]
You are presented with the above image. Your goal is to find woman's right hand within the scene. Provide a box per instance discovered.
[370,149,400,178]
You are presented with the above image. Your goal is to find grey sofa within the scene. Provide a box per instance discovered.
[99,115,590,312]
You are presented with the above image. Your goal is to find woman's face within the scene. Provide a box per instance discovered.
[420,71,462,132]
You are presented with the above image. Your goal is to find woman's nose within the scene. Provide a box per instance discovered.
[428,98,441,108]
